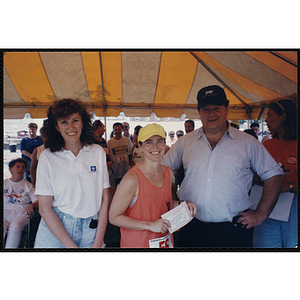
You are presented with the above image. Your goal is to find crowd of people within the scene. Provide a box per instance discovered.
[3,85,297,249]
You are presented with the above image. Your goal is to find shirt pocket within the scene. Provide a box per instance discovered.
[220,155,244,176]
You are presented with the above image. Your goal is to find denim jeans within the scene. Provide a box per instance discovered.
[253,195,298,248]
[34,207,99,248]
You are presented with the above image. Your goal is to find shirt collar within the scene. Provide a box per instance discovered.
[61,144,91,155]
[198,121,237,140]
[227,122,238,140]
[197,127,204,139]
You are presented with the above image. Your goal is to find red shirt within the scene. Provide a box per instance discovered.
[120,165,173,248]
[263,139,297,183]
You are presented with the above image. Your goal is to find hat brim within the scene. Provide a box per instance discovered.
[198,97,229,109]
[138,132,166,143]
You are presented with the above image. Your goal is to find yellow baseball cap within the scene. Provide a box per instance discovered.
[230,120,240,127]
[138,123,166,142]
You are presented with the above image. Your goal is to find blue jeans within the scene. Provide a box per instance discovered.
[24,160,31,182]
[253,195,298,248]
[34,207,99,248]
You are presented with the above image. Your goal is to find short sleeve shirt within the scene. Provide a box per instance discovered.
[35,144,110,218]
[4,178,38,211]
[107,136,132,179]
[162,125,284,222]
[20,136,43,161]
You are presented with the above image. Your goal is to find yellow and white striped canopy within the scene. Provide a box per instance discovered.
[3,50,297,120]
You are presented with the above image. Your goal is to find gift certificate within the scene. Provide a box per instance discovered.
[161,201,193,234]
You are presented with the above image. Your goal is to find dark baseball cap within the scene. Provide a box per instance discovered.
[197,85,229,110]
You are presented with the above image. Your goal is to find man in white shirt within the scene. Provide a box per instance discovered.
[162,85,284,248]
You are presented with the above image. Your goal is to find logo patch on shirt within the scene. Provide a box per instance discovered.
[90,166,97,172]
[287,156,296,164]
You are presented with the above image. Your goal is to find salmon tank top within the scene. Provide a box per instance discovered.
[120,165,173,248]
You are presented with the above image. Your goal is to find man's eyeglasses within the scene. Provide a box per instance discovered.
[177,134,183,137]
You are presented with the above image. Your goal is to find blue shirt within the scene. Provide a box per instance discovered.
[20,136,43,161]
[162,125,284,222]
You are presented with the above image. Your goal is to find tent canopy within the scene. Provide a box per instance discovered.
[3,50,297,120]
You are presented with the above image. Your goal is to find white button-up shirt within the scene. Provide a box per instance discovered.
[162,125,284,222]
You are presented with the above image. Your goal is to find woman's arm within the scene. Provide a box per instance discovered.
[38,195,78,248]
[91,188,110,248]
[109,172,170,233]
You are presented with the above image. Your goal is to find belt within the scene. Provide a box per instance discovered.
[197,219,230,226]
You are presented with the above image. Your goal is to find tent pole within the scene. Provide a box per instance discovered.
[99,52,107,140]
[269,51,297,67]
[256,105,266,121]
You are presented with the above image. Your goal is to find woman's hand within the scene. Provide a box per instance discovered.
[90,242,104,248]
[149,219,171,233]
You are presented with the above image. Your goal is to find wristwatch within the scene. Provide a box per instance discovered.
[289,184,294,193]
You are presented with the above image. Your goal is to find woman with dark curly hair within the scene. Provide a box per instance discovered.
[253,99,297,248]
[34,99,110,248]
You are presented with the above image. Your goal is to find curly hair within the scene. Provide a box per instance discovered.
[268,99,297,140]
[42,99,94,152]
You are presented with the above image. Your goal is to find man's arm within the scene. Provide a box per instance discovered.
[237,175,284,229]
[21,150,32,159]
[161,142,182,172]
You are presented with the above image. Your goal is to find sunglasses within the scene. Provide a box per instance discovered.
[177,134,183,137]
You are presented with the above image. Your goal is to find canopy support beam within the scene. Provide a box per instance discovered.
[269,51,297,67]
[3,104,247,110]
[256,104,267,121]
[99,52,107,140]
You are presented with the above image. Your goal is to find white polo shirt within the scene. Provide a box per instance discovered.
[35,144,110,218]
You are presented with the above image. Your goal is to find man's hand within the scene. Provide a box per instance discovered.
[186,201,197,218]
[236,209,264,229]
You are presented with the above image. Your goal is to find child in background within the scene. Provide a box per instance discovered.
[3,158,38,248]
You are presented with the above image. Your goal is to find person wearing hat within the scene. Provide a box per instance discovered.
[109,123,197,248]
[162,85,284,248]
[20,122,43,181]
[230,120,240,130]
